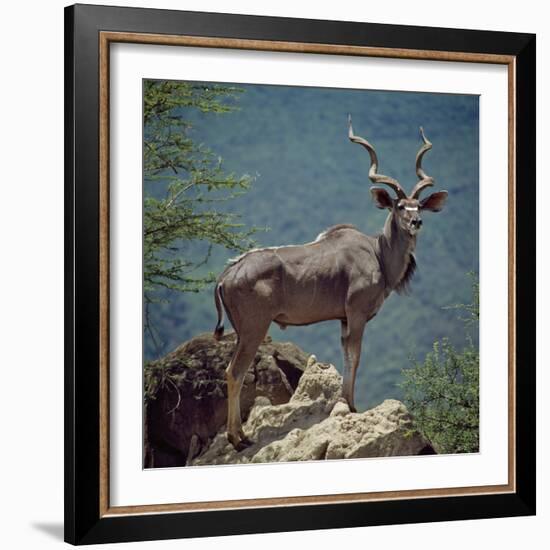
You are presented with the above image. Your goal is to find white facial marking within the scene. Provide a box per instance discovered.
[404,206,419,212]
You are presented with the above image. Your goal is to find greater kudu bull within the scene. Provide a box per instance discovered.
[214,116,448,450]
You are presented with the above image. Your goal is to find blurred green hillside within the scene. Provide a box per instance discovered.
[144,81,479,410]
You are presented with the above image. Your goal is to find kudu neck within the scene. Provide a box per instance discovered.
[379,210,417,291]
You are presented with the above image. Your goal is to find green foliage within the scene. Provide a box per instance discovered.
[143,80,259,316]
[443,271,480,329]
[144,357,227,406]
[144,361,167,403]
[400,277,479,454]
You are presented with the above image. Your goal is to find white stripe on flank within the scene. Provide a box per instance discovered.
[227,227,349,265]
[228,239,320,265]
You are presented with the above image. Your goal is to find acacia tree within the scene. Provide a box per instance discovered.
[143,80,258,329]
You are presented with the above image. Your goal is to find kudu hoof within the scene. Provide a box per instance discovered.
[342,397,357,413]
[228,433,254,452]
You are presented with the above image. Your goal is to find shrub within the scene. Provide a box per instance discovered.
[400,276,479,454]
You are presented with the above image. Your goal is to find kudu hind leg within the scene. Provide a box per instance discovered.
[226,327,267,450]
[341,318,366,413]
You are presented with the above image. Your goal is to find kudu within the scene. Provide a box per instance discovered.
[213,116,448,450]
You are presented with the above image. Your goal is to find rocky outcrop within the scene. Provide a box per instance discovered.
[191,356,435,466]
[144,332,308,468]
[145,334,435,468]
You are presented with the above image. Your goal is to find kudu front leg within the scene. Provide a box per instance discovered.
[340,318,366,413]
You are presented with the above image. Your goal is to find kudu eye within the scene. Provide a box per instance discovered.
[397,204,405,210]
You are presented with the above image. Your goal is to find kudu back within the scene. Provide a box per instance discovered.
[214,116,448,450]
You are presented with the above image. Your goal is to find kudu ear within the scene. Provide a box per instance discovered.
[420,190,448,212]
[370,187,394,210]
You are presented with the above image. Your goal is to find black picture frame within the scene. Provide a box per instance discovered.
[65,3,536,545]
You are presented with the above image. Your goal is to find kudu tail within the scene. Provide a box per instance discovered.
[213,283,225,341]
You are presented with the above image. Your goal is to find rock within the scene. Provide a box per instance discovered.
[144,332,309,468]
[191,357,434,466]
[330,400,351,417]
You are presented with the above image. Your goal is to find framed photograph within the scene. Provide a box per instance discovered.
[65,3,536,545]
